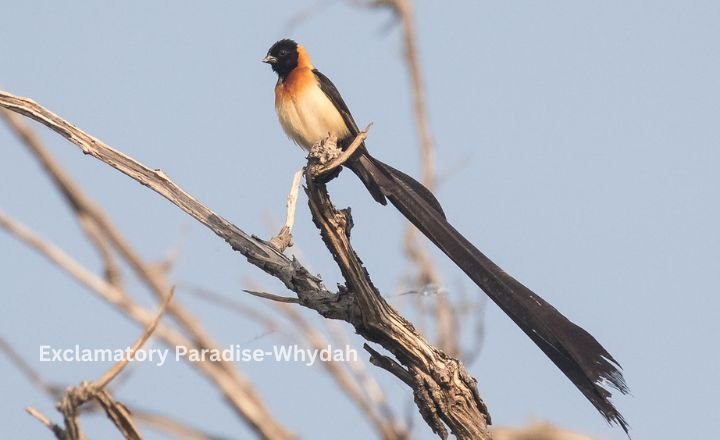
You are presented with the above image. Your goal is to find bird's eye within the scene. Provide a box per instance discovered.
[278,49,289,57]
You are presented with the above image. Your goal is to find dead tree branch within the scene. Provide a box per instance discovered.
[57,289,173,440]
[1,89,489,438]
[304,138,490,439]
[1,107,264,382]
[0,210,292,440]
[0,90,347,318]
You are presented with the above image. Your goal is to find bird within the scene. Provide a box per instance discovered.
[262,38,629,433]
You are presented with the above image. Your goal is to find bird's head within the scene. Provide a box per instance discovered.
[263,39,312,78]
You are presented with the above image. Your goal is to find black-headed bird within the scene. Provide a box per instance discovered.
[263,38,629,434]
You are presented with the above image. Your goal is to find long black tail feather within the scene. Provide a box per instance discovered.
[345,151,630,434]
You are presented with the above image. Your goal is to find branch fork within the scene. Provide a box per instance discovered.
[308,124,371,179]
[304,155,490,439]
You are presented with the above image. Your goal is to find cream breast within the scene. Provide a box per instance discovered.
[275,69,350,150]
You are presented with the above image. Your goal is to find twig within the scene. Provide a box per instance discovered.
[0,337,63,398]
[26,407,66,439]
[284,0,339,33]
[324,320,402,432]
[373,0,435,188]
[8,337,220,440]
[1,108,273,413]
[131,409,231,440]
[180,284,285,334]
[56,381,143,440]
[1,108,242,371]
[0,210,292,440]
[243,289,300,304]
[1,109,124,288]
[276,303,408,440]
[377,0,462,356]
[94,287,175,389]
[270,168,304,251]
[364,344,413,387]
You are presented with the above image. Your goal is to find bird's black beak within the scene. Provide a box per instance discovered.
[262,55,277,64]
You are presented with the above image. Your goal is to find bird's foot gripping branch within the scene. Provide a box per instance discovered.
[304,134,492,440]
[306,125,371,179]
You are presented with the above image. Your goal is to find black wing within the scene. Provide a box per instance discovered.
[313,69,360,137]
[313,69,445,214]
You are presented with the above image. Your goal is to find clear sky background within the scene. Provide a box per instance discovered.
[2,1,719,439]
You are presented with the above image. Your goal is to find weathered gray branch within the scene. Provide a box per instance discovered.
[1,89,489,439]
[0,90,349,319]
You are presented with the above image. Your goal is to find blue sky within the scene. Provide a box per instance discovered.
[2,1,719,439]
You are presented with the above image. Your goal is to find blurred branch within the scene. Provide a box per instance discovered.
[3,337,226,440]
[284,0,339,33]
[370,0,466,358]
[181,284,286,335]
[378,0,435,189]
[26,407,65,439]
[1,108,243,381]
[51,288,173,440]
[1,106,296,439]
[324,320,401,432]
[190,279,407,439]
[94,287,174,390]
[277,303,408,440]
[492,422,596,440]
[0,210,292,440]
[0,109,124,288]
[131,410,231,440]
[0,337,63,398]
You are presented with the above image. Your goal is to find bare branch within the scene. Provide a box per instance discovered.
[243,289,300,304]
[55,381,142,440]
[270,168,304,251]
[304,148,490,439]
[26,407,65,439]
[131,409,231,440]
[0,210,293,440]
[1,107,248,375]
[325,320,401,431]
[0,90,332,312]
[276,303,408,439]
[1,88,487,438]
[94,287,174,390]
[1,109,124,288]
[0,337,63,398]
